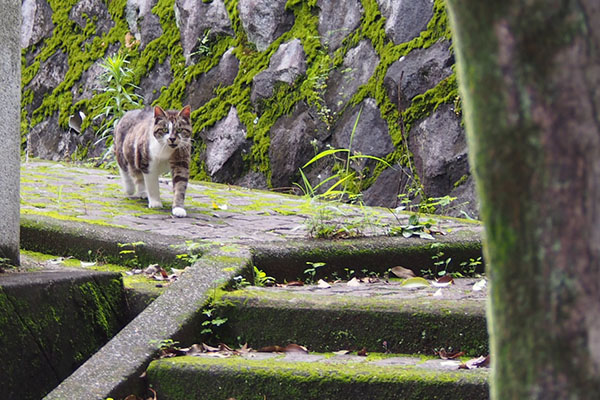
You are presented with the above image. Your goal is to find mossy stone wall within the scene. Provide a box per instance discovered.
[21,0,477,217]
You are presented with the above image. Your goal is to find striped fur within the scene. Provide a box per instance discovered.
[114,105,192,217]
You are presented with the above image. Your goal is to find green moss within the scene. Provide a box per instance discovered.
[216,288,488,356]
[147,354,488,399]
[22,0,459,199]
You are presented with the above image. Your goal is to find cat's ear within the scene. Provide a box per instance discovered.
[179,105,191,121]
[154,106,167,120]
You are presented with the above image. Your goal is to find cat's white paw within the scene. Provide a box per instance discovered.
[123,185,135,196]
[172,207,187,218]
[138,191,148,199]
[148,198,162,208]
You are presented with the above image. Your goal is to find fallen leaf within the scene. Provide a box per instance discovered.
[202,343,220,352]
[80,261,97,268]
[183,344,204,356]
[258,345,284,353]
[286,281,304,286]
[212,202,228,210]
[347,277,361,287]
[284,343,308,353]
[333,350,351,355]
[473,279,487,291]
[458,355,490,369]
[433,288,443,297]
[440,360,462,367]
[144,264,160,274]
[317,279,331,288]
[390,266,416,279]
[432,275,454,287]
[237,343,252,354]
[357,347,368,356]
[258,344,308,354]
[49,257,67,265]
[438,349,465,360]
[400,277,430,289]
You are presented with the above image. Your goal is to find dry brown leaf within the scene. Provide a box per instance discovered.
[390,266,416,279]
[258,345,284,353]
[147,388,157,400]
[202,343,220,352]
[432,275,454,287]
[286,281,304,286]
[236,343,252,354]
[284,343,308,353]
[258,343,308,354]
[437,348,465,360]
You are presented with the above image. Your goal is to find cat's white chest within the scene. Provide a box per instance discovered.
[148,135,174,173]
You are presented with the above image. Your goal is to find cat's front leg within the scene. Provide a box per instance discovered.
[170,157,189,218]
[143,172,162,208]
[118,167,136,196]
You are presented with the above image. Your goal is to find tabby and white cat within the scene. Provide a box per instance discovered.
[114,105,192,217]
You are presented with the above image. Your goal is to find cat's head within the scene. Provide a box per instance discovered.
[153,105,192,149]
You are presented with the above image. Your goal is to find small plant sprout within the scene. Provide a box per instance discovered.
[253,266,275,287]
[304,261,326,284]
[117,241,145,268]
[190,29,212,58]
[173,240,206,266]
[201,306,228,336]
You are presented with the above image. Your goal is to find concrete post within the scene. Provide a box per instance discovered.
[0,0,21,265]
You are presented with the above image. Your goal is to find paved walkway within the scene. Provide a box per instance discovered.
[20,160,481,245]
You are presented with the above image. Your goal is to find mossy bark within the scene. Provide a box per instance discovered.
[445,0,600,398]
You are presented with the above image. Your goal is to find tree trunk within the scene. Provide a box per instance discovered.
[445,0,600,398]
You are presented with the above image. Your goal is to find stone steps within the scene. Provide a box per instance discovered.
[0,266,129,400]
[146,277,489,399]
[147,352,488,400]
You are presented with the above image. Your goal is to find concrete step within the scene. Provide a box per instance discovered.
[0,266,128,400]
[146,351,489,399]
[214,279,488,356]
[145,278,489,399]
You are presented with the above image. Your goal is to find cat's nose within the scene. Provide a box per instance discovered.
[169,137,177,143]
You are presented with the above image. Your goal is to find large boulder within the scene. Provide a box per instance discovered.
[175,0,233,63]
[376,0,434,45]
[384,40,454,110]
[125,0,162,49]
[201,107,247,179]
[185,48,239,110]
[69,0,114,37]
[25,50,69,113]
[363,167,408,208]
[325,39,378,116]
[333,98,394,159]
[269,102,328,189]
[408,104,468,198]
[139,58,173,106]
[448,175,478,219]
[238,0,294,52]
[251,39,307,108]
[71,43,120,105]
[21,0,53,50]
[317,0,363,52]
[26,115,79,161]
